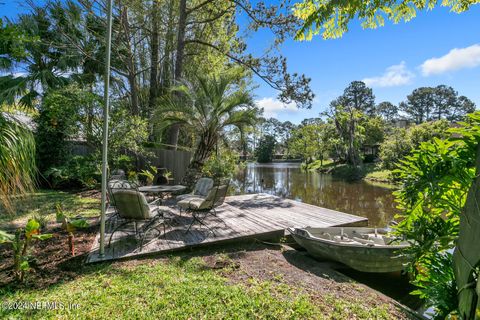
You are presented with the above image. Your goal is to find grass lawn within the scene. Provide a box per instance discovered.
[302,159,335,171]
[1,258,319,319]
[0,253,408,319]
[363,164,393,182]
[302,160,396,184]
[0,189,100,228]
[0,190,413,319]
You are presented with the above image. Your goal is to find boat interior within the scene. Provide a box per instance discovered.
[301,227,407,247]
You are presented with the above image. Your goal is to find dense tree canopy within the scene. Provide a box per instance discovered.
[293,0,480,40]
[324,81,377,166]
[400,85,475,124]
[375,101,398,122]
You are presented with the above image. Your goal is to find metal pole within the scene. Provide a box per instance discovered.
[99,0,114,257]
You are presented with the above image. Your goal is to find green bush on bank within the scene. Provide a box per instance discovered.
[379,120,450,170]
[202,150,240,182]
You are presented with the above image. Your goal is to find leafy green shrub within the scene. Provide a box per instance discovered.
[106,108,150,162]
[411,251,458,319]
[331,164,365,181]
[202,151,239,182]
[112,155,135,173]
[379,120,449,170]
[35,86,97,173]
[255,135,276,163]
[30,213,48,231]
[0,111,36,213]
[44,155,101,189]
[127,171,139,184]
[393,114,480,317]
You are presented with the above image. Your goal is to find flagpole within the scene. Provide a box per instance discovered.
[99,0,114,257]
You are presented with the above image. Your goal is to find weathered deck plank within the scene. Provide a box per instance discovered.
[87,193,367,263]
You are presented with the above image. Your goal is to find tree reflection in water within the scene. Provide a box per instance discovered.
[232,162,397,227]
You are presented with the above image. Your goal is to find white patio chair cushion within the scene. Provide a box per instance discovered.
[176,193,201,201]
[193,178,214,196]
[175,177,213,201]
[177,186,219,211]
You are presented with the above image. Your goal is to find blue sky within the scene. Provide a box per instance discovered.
[3,2,480,124]
[247,5,480,123]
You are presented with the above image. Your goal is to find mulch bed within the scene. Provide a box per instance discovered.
[0,222,97,290]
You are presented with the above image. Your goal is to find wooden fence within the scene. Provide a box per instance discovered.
[138,148,192,184]
[71,142,192,184]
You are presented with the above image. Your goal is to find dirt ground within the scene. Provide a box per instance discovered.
[0,219,419,319]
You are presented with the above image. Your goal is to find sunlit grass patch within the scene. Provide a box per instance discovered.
[0,189,100,227]
[0,258,323,320]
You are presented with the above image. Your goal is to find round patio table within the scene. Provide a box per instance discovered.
[138,185,187,202]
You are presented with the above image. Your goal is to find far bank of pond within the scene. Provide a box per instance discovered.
[233,162,398,227]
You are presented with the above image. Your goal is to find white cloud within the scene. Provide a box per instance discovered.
[12,72,27,78]
[255,97,299,118]
[362,61,414,87]
[420,44,480,76]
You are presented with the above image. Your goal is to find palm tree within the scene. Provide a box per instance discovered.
[0,113,36,213]
[0,16,36,213]
[155,72,258,186]
[0,7,71,107]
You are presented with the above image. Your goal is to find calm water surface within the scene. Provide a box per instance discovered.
[232,162,398,227]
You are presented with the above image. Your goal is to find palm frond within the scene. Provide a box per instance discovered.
[223,108,258,128]
[0,113,36,213]
[152,71,259,168]
[0,75,29,106]
[220,91,254,115]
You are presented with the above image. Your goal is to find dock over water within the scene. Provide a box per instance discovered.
[87,194,368,263]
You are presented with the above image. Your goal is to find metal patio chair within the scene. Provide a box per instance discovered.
[177,181,229,237]
[108,187,173,250]
[176,177,214,201]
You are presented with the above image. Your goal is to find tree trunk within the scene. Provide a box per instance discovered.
[148,0,160,114]
[181,131,217,188]
[160,0,175,90]
[346,112,361,167]
[121,6,140,115]
[166,0,187,149]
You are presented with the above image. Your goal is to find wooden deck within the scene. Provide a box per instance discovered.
[87,194,368,263]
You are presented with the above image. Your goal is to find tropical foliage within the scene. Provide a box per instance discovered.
[1,219,52,282]
[393,112,480,318]
[0,18,37,213]
[35,86,93,172]
[44,155,101,189]
[56,203,89,256]
[0,113,36,213]
[154,71,258,186]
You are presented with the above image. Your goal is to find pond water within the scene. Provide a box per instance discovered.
[232,162,398,227]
